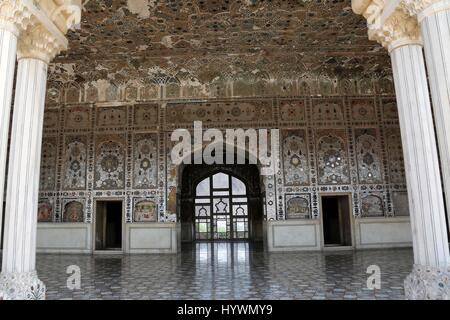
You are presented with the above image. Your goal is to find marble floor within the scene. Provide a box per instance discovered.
[31,242,412,300]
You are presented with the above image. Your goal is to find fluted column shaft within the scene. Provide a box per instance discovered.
[0,58,48,300]
[351,0,450,299]
[418,1,450,228]
[0,28,17,244]
[391,43,450,267]
[0,0,81,301]
[390,43,450,299]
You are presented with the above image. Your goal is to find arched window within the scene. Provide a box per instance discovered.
[194,172,249,240]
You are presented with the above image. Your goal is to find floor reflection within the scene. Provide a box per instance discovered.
[22,243,414,300]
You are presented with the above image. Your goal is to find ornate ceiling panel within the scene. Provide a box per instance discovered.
[48,0,392,94]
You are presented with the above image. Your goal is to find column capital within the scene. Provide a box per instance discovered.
[401,0,450,21]
[352,0,422,52]
[17,24,64,64]
[0,0,32,36]
[4,0,82,64]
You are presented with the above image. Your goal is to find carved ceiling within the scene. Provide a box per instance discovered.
[48,0,392,91]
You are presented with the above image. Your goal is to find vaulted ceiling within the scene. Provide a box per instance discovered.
[48,0,392,91]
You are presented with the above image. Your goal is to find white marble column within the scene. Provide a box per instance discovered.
[0,1,81,300]
[0,27,17,244]
[0,22,65,299]
[389,41,450,299]
[353,0,450,300]
[403,0,450,230]
[0,54,49,301]
[0,0,30,256]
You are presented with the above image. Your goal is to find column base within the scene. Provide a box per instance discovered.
[0,271,46,300]
[404,264,450,299]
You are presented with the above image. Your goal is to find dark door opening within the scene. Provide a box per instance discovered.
[95,201,123,250]
[322,195,352,246]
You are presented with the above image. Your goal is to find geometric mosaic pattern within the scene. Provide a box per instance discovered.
[29,244,413,300]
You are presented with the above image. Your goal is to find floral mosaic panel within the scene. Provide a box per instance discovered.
[355,129,383,184]
[39,138,57,191]
[63,135,88,190]
[385,128,406,184]
[283,130,309,186]
[316,130,350,185]
[95,136,126,190]
[133,133,158,189]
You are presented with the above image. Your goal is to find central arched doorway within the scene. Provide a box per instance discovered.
[179,164,264,243]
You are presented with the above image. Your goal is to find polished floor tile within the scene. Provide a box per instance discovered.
[22,243,414,300]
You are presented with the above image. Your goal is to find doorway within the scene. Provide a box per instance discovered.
[194,172,249,240]
[179,164,263,243]
[321,195,352,247]
[95,200,123,251]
